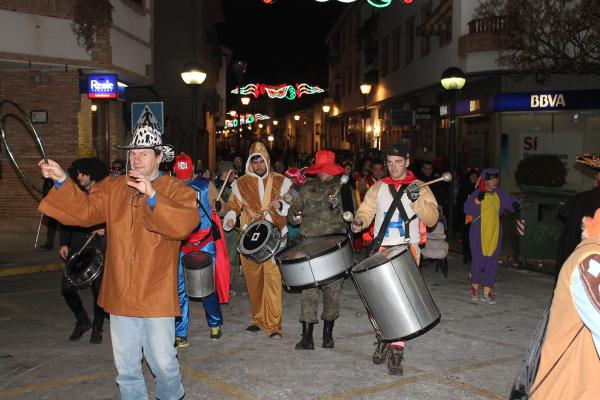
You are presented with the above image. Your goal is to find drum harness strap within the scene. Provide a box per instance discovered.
[369,184,415,255]
[184,192,221,249]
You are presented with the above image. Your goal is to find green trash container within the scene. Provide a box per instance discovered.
[509,186,575,270]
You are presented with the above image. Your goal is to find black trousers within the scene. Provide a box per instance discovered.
[61,274,104,329]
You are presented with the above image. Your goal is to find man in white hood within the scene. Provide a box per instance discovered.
[223,142,292,338]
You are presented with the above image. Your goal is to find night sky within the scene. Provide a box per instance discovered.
[218,0,345,89]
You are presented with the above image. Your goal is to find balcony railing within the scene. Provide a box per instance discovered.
[467,16,506,34]
[0,0,74,19]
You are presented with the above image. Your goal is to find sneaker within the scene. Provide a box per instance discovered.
[174,336,189,348]
[387,348,404,376]
[210,327,222,340]
[269,332,282,340]
[372,340,390,365]
[470,286,478,301]
[246,324,260,332]
[481,293,497,305]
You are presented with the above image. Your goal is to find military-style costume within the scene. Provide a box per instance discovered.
[289,151,354,349]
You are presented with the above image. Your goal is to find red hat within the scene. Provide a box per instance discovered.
[303,150,345,176]
[173,153,193,179]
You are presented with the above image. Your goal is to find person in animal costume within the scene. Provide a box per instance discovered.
[464,168,520,304]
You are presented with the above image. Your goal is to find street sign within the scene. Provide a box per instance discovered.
[131,102,164,134]
[87,74,117,99]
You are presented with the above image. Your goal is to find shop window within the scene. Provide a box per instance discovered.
[405,16,415,65]
[392,27,401,71]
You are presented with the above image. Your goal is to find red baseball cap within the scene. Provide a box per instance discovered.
[173,153,193,179]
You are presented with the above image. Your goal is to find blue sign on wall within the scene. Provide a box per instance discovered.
[131,102,164,134]
[87,74,118,99]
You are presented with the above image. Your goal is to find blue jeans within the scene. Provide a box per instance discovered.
[110,315,184,400]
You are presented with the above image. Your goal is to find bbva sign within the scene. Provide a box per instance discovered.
[530,94,566,108]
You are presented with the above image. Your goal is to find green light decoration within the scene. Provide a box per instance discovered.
[314,0,408,8]
[231,83,324,100]
[225,113,270,128]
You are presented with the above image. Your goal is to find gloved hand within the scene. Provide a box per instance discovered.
[328,194,339,210]
[512,201,521,211]
[477,191,485,202]
[406,183,420,202]
[351,218,363,233]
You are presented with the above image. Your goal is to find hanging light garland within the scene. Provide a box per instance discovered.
[224,113,271,128]
[314,0,411,7]
[231,83,325,100]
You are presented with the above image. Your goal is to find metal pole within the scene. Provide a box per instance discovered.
[191,85,198,167]
[448,91,456,238]
[363,95,367,150]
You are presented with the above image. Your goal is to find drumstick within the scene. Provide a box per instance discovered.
[418,172,452,189]
[332,174,349,198]
[34,213,44,248]
[216,169,233,202]
[75,232,97,257]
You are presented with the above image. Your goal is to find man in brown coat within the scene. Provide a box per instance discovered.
[39,126,199,400]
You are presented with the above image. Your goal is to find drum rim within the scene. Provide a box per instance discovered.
[351,244,410,274]
[239,220,280,255]
[378,315,441,343]
[280,269,350,291]
[276,233,349,264]
[65,247,104,288]
[182,250,213,269]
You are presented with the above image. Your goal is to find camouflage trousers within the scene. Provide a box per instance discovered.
[299,278,343,323]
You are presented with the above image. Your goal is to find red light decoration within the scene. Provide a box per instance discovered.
[262,0,276,4]
[231,83,324,100]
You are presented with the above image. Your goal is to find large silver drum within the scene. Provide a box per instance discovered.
[351,245,440,342]
[276,234,354,290]
[238,220,282,263]
[182,251,215,299]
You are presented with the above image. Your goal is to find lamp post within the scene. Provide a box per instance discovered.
[360,83,372,150]
[322,104,331,149]
[181,62,207,167]
[440,66,466,237]
[293,114,300,151]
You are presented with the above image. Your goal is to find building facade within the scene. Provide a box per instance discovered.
[0,0,153,229]
[326,0,600,192]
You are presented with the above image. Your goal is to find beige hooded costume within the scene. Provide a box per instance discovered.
[224,142,292,335]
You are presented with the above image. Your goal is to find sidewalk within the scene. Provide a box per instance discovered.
[0,230,63,277]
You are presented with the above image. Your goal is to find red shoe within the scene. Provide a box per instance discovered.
[470,286,478,301]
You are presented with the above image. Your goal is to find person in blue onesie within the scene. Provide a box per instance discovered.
[173,153,230,348]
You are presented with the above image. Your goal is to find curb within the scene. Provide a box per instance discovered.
[0,263,63,278]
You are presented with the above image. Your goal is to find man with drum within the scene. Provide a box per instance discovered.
[352,143,439,376]
[288,149,355,350]
[173,153,230,348]
[38,126,199,400]
[223,142,292,338]
[59,157,108,344]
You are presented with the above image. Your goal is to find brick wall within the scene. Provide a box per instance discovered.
[0,70,80,231]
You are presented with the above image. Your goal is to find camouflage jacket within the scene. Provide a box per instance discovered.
[289,176,354,238]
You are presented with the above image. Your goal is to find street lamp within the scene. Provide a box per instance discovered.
[360,83,372,149]
[293,114,301,150]
[440,66,466,238]
[322,104,331,149]
[181,62,207,166]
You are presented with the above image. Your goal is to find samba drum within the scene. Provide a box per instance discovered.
[351,245,440,342]
[64,247,104,288]
[276,234,354,290]
[182,251,215,299]
[238,220,282,263]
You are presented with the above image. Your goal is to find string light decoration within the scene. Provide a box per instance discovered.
[224,113,270,128]
[314,0,410,7]
[231,83,325,100]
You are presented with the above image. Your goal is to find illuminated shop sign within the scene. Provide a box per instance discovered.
[495,90,600,111]
[87,74,117,99]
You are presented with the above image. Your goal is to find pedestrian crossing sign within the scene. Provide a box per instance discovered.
[131,102,164,134]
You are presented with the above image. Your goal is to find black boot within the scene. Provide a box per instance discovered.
[322,320,335,348]
[294,322,315,350]
[89,326,103,344]
[372,340,389,365]
[69,318,91,341]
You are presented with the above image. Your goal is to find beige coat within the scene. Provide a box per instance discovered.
[39,175,199,317]
[531,238,600,399]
